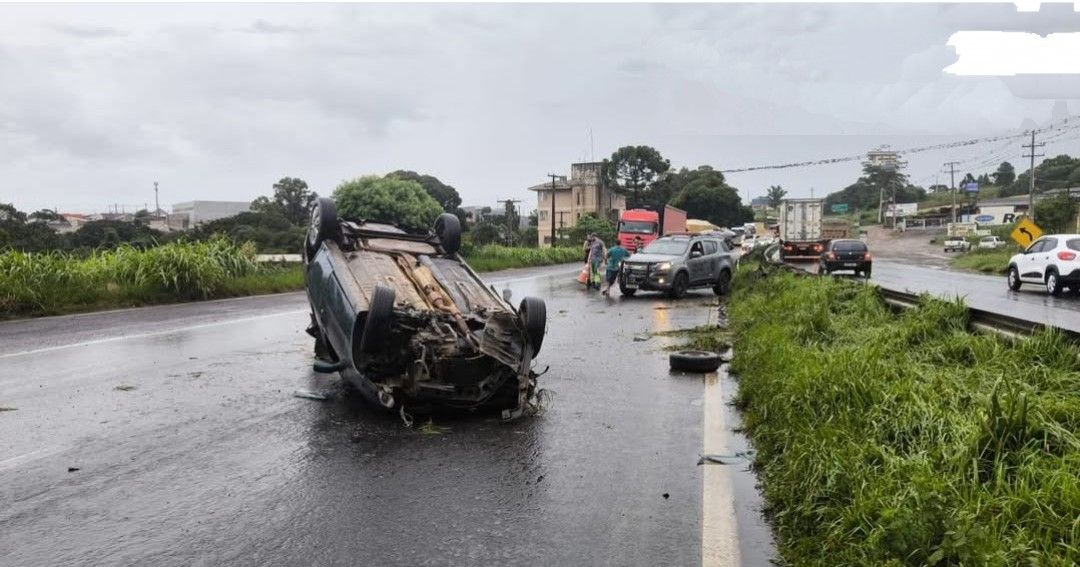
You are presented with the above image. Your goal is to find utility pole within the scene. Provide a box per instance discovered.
[557,211,568,229]
[496,198,521,246]
[547,174,559,247]
[154,181,160,215]
[944,161,960,224]
[1022,130,1045,221]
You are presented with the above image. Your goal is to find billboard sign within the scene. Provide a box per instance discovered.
[831,203,848,213]
[963,182,979,193]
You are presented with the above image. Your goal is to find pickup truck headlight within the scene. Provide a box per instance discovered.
[655,262,672,271]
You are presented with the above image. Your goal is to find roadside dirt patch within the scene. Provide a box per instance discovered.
[863,225,951,268]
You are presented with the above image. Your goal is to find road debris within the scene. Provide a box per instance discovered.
[418,419,450,435]
[697,450,756,465]
[113,384,137,391]
[292,389,332,401]
[632,334,652,342]
[67,467,80,472]
[0,406,17,412]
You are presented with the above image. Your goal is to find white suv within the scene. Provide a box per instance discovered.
[1007,234,1080,296]
[978,236,1006,249]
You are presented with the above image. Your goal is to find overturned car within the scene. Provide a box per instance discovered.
[302,198,547,420]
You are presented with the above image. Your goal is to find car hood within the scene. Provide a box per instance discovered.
[625,253,680,264]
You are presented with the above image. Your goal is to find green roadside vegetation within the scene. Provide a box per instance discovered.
[0,238,579,319]
[726,268,1080,565]
[950,248,1013,275]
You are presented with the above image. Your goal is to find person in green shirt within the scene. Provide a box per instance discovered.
[601,242,630,295]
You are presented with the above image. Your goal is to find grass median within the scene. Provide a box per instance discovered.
[950,248,1015,275]
[728,268,1080,565]
[0,240,579,319]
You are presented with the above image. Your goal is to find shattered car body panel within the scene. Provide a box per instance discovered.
[303,203,546,420]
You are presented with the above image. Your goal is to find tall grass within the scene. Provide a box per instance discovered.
[463,244,580,272]
[729,270,1080,565]
[0,237,264,317]
[951,248,1015,275]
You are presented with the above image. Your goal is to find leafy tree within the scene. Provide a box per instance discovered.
[69,220,161,250]
[333,175,443,232]
[669,168,753,228]
[929,184,949,193]
[0,203,27,222]
[766,185,787,208]
[992,162,1016,186]
[469,221,503,246]
[961,173,976,186]
[135,209,152,220]
[1006,155,1080,196]
[976,173,992,185]
[602,145,671,209]
[190,211,304,253]
[562,213,617,248]
[388,170,462,212]
[250,195,283,217]
[28,209,61,222]
[269,177,317,226]
[1034,194,1079,233]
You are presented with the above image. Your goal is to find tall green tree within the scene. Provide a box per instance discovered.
[333,175,443,232]
[388,170,462,212]
[1033,194,1079,233]
[267,177,318,226]
[602,145,671,209]
[1006,155,1080,196]
[669,167,753,227]
[766,185,787,208]
[991,162,1015,186]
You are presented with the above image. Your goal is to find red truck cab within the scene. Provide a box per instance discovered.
[617,206,687,252]
[617,209,660,252]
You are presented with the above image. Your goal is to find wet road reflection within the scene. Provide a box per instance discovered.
[0,264,773,566]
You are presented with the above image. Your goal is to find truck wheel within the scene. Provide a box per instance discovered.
[669,351,722,373]
[359,285,396,354]
[518,296,547,358]
[1007,267,1022,291]
[669,272,689,299]
[434,213,462,255]
[713,269,732,296]
[307,197,340,257]
[618,279,637,297]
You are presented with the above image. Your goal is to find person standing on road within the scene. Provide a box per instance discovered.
[601,242,629,295]
[586,233,606,290]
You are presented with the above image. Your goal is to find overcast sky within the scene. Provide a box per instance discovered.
[2,3,1079,214]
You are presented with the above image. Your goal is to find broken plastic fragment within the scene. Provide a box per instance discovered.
[292,389,331,401]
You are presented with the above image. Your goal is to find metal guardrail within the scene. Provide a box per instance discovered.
[764,252,1078,340]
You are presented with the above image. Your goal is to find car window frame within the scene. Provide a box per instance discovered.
[1026,239,1046,254]
[703,240,718,255]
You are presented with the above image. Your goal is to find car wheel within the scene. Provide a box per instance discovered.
[359,284,396,355]
[307,197,340,257]
[669,351,722,373]
[518,296,547,358]
[434,213,462,255]
[1007,266,1022,291]
[618,279,637,296]
[713,269,732,296]
[1046,270,1063,296]
[669,272,689,299]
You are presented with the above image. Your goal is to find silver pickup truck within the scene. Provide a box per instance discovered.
[618,234,737,298]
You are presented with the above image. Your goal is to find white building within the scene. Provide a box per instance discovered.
[171,201,251,227]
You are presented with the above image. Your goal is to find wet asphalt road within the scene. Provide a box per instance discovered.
[0,264,772,567]
[869,260,1080,333]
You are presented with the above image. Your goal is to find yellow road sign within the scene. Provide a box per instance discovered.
[1010,217,1043,248]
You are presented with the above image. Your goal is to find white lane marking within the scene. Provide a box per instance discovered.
[0,444,72,473]
[702,370,741,566]
[0,310,306,360]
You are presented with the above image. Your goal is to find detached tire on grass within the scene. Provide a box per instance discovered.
[669,350,722,373]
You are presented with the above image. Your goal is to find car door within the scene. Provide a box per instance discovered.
[687,241,708,283]
[1018,239,1047,280]
[701,240,720,282]
[1031,237,1058,278]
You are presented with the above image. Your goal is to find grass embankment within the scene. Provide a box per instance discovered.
[0,238,301,318]
[729,270,1080,565]
[461,244,581,272]
[950,248,1014,275]
[0,241,579,318]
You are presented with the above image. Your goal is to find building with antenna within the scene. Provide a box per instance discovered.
[526,162,626,247]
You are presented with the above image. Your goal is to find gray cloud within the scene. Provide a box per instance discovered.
[0,3,1077,213]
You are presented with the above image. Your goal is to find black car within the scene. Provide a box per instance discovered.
[819,239,872,278]
[303,198,547,420]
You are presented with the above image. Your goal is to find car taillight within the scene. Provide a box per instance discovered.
[827,252,836,260]
[864,252,872,261]
[813,244,823,252]
[1059,251,1078,261]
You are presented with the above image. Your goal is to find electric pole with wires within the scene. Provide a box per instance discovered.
[1021,131,1045,222]
[944,161,960,224]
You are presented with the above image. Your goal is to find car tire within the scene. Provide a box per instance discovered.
[307,197,340,257]
[669,351,722,373]
[713,269,732,296]
[619,281,637,296]
[669,272,689,299]
[1007,266,1022,291]
[359,284,396,354]
[434,213,462,255]
[518,296,547,358]
[1046,270,1063,296]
